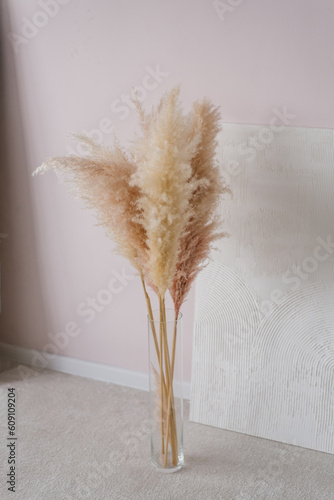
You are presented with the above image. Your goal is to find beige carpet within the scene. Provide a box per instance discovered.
[0,359,334,500]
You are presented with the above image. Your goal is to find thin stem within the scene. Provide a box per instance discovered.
[164,310,179,466]
[171,312,178,378]
[140,275,168,397]
[161,300,176,458]
[161,299,178,467]
[140,275,176,465]
[159,294,165,456]
[140,274,159,357]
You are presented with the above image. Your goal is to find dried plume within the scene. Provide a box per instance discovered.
[33,87,228,307]
[131,87,203,296]
[33,135,147,273]
[170,99,230,315]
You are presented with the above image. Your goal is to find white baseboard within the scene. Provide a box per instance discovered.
[0,341,191,399]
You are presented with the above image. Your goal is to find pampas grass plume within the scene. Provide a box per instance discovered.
[34,135,147,274]
[170,99,230,314]
[131,87,203,296]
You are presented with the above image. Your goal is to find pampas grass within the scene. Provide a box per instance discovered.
[34,86,229,469]
[131,87,203,296]
[170,99,229,316]
[34,135,147,274]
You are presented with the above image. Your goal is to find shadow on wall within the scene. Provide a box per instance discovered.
[0,3,47,347]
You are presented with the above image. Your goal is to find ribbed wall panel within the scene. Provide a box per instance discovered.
[190,124,334,454]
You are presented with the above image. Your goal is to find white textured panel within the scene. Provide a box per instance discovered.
[190,124,334,454]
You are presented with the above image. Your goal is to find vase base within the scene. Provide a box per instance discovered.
[153,464,183,473]
[151,451,184,473]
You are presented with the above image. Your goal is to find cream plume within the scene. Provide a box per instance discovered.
[131,87,203,296]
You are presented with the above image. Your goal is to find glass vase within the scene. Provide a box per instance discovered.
[148,307,183,472]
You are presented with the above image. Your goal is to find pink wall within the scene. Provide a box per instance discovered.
[1,0,334,381]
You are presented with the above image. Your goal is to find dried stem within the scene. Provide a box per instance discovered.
[164,311,179,466]
[141,275,177,457]
[159,298,178,467]
[171,312,178,378]
[140,274,159,365]
[159,295,165,455]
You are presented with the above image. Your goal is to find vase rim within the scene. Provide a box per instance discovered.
[148,308,183,324]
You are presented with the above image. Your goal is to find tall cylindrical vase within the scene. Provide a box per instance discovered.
[148,307,183,472]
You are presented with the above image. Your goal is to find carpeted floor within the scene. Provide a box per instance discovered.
[0,358,333,500]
